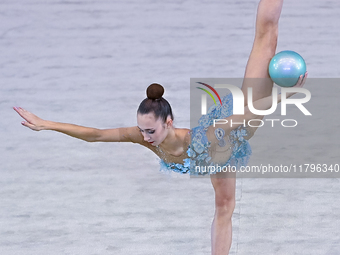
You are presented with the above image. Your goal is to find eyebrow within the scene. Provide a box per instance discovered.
[137,126,155,131]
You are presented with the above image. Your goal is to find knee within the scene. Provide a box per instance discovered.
[215,196,235,218]
[211,176,236,217]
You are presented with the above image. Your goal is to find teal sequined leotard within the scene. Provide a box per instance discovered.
[160,93,252,175]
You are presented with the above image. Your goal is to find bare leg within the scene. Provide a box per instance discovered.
[210,173,236,255]
[241,0,284,138]
[241,0,284,106]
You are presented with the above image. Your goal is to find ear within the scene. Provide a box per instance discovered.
[165,116,173,129]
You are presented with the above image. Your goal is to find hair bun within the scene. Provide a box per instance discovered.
[146,83,164,100]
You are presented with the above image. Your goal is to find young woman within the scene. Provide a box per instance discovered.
[14,0,307,254]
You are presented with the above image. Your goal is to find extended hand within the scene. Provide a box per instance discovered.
[13,107,46,131]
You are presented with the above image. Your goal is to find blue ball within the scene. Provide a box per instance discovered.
[269,50,306,87]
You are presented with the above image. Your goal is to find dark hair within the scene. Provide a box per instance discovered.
[137,83,174,123]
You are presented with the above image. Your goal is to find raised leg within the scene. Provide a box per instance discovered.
[241,0,284,106]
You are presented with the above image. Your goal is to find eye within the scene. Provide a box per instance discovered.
[148,130,155,134]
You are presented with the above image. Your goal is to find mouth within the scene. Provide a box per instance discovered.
[148,141,154,144]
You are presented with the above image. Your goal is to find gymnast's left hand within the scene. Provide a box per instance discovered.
[285,71,308,98]
[292,71,308,88]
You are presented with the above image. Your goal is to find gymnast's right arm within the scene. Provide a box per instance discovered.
[13,107,142,143]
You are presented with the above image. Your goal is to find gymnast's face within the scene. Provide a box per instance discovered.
[137,113,170,147]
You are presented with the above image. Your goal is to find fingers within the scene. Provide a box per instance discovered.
[13,106,24,112]
[13,106,29,112]
[21,120,36,130]
[297,74,303,86]
[13,106,28,119]
[13,106,23,119]
[293,71,308,88]
[301,71,308,87]
[13,106,34,129]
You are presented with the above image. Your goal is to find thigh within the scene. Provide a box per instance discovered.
[241,33,277,106]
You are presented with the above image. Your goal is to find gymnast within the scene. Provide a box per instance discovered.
[14,0,307,254]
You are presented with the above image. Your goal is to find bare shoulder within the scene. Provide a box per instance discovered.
[176,127,190,138]
[175,128,191,146]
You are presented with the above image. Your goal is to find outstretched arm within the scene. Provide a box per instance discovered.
[13,107,141,143]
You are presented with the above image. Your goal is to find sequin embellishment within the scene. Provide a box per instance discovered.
[215,128,226,147]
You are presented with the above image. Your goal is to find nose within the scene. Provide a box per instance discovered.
[142,133,151,142]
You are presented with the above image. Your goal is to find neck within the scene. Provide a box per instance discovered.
[159,128,178,151]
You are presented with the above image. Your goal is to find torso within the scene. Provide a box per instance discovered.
[139,125,254,166]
